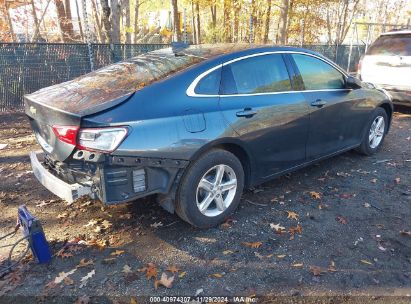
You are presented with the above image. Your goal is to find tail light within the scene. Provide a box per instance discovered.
[52,125,128,153]
[52,126,79,146]
[77,127,128,152]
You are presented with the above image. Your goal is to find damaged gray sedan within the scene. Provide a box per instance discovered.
[25,44,393,228]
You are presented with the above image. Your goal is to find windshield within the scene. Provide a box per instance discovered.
[367,34,411,56]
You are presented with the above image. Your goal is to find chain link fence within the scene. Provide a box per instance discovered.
[0,43,365,111]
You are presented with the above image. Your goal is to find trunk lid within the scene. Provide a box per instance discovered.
[25,49,204,161]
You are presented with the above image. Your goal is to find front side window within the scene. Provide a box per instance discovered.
[220,54,292,95]
[194,67,221,95]
[291,54,345,90]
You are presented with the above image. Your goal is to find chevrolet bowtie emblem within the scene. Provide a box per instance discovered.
[29,106,37,115]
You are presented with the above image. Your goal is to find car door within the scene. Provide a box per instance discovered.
[218,53,310,179]
[288,53,359,161]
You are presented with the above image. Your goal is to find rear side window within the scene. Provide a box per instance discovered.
[291,54,345,90]
[220,54,291,95]
[367,34,411,56]
[194,67,221,95]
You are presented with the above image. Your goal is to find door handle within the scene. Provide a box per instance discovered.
[311,99,327,107]
[236,108,257,118]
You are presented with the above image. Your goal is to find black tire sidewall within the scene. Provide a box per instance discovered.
[360,108,388,155]
[176,149,244,228]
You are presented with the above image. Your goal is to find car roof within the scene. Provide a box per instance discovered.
[381,30,411,36]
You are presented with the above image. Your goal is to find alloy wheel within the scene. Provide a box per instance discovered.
[369,116,385,149]
[195,164,237,217]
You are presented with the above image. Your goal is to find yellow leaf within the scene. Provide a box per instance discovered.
[178,271,187,278]
[223,250,234,255]
[130,298,138,304]
[210,273,224,278]
[286,211,299,220]
[310,191,321,200]
[110,250,125,256]
[360,259,373,265]
[242,241,263,248]
[276,254,286,259]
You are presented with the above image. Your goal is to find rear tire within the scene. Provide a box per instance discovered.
[357,107,388,155]
[175,149,244,228]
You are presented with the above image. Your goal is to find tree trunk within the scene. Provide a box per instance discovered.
[101,0,111,43]
[55,0,74,42]
[278,0,289,44]
[263,0,271,44]
[91,0,103,42]
[195,1,201,44]
[63,0,75,39]
[74,0,84,41]
[134,0,140,43]
[233,0,240,42]
[110,0,121,43]
[123,0,131,43]
[171,0,181,42]
[31,0,44,41]
[223,0,232,42]
[191,0,196,44]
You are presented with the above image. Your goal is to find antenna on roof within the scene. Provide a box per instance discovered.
[171,42,189,56]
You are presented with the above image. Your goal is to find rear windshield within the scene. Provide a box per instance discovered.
[367,34,411,56]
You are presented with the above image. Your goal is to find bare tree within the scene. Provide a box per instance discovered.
[195,0,201,44]
[55,0,74,42]
[278,0,289,44]
[123,0,131,43]
[171,0,181,41]
[263,0,272,44]
[101,0,111,43]
[110,0,121,43]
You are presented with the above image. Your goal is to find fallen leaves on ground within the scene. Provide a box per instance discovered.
[242,241,263,248]
[394,177,401,184]
[270,223,285,232]
[223,250,234,255]
[166,265,180,274]
[77,259,94,268]
[138,263,158,280]
[110,250,125,256]
[79,270,95,288]
[328,261,337,272]
[150,222,163,228]
[122,265,133,274]
[54,268,77,284]
[291,262,304,268]
[210,273,224,278]
[154,272,174,289]
[288,224,303,240]
[400,230,411,237]
[309,191,321,200]
[309,265,325,276]
[276,254,286,259]
[360,259,373,265]
[286,211,299,220]
[335,216,348,225]
[220,218,236,229]
[254,252,273,259]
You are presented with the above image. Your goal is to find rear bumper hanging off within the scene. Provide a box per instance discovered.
[29,151,92,203]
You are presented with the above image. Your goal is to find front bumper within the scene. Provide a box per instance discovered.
[30,151,92,203]
[30,151,188,205]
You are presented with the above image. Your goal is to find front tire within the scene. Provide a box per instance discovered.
[176,149,244,228]
[357,107,388,155]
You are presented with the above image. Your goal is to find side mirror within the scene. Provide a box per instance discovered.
[345,76,362,89]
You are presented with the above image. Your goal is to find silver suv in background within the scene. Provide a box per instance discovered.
[358,30,411,106]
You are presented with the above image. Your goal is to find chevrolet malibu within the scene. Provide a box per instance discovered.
[25,44,393,228]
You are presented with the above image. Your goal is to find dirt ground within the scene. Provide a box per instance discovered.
[0,110,410,303]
